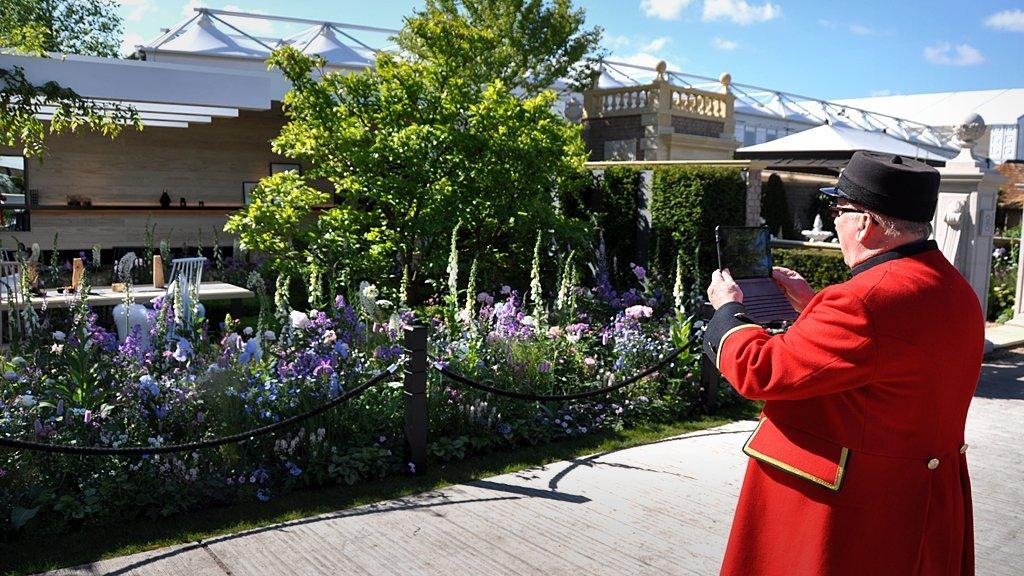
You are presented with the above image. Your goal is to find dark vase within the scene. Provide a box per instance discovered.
[159,191,171,208]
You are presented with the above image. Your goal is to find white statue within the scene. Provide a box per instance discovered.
[801,214,834,242]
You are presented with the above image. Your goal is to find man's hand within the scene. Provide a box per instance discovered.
[707,268,744,309]
[771,266,815,312]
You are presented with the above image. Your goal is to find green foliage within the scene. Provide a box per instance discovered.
[772,247,850,291]
[1,0,137,157]
[0,0,124,58]
[591,166,642,282]
[649,165,747,289]
[989,238,1018,322]
[761,173,793,239]
[224,171,329,278]
[395,0,602,96]
[238,42,589,303]
[0,65,140,157]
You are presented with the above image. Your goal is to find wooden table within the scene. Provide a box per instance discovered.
[0,281,255,311]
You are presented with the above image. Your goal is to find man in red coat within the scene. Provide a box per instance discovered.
[705,151,983,576]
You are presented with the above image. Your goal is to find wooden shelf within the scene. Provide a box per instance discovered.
[30,205,244,214]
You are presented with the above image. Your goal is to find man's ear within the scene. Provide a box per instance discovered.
[856,214,881,246]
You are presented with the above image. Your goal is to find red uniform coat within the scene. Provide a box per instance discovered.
[704,240,983,576]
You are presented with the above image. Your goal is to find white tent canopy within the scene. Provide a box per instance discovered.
[138,8,390,71]
[736,124,956,162]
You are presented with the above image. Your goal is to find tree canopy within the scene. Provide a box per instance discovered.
[395,0,602,96]
[228,1,601,303]
[0,0,123,58]
[0,0,137,158]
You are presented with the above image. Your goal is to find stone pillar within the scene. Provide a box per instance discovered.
[933,114,1004,315]
[744,162,766,226]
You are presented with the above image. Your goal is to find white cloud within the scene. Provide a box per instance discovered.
[120,32,146,57]
[817,19,838,29]
[614,52,684,74]
[181,0,203,18]
[640,0,694,20]
[712,37,739,50]
[923,42,985,66]
[121,0,156,22]
[984,9,1024,32]
[702,0,780,25]
[848,23,876,36]
[641,37,670,52]
[221,5,277,36]
[608,35,632,50]
[870,89,897,97]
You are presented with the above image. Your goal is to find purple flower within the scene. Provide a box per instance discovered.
[537,360,553,373]
[138,375,159,398]
[83,410,93,424]
[631,263,646,281]
[285,461,302,477]
[256,488,270,502]
[240,337,263,364]
[172,338,193,362]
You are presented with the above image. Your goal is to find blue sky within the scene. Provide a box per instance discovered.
[118,0,1024,99]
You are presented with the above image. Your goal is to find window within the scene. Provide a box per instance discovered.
[0,155,29,232]
[744,127,757,146]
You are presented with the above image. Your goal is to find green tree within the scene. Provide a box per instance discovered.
[395,0,603,96]
[227,44,590,303]
[0,0,123,58]
[0,0,138,157]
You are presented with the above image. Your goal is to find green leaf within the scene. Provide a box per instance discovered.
[11,506,39,528]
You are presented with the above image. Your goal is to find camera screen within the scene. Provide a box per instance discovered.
[716,227,772,279]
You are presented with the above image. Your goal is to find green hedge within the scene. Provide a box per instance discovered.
[772,247,850,291]
[650,165,746,288]
[595,166,643,280]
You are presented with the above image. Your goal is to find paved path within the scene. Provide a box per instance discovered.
[44,354,1024,576]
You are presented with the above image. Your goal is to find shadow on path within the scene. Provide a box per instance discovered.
[547,427,755,491]
[978,353,1024,400]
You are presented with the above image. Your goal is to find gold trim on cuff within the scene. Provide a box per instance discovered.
[715,323,763,369]
[742,418,849,493]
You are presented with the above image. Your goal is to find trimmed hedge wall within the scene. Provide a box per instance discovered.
[595,166,643,281]
[650,165,747,289]
[762,173,794,239]
[772,247,850,291]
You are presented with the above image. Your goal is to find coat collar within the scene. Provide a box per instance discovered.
[851,239,939,277]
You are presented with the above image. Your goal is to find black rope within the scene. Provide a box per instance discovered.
[434,344,689,402]
[0,364,399,456]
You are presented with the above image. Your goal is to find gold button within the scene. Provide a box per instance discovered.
[927,458,940,470]
[960,444,968,454]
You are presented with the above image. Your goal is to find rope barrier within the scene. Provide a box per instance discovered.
[0,364,398,456]
[433,343,690,402]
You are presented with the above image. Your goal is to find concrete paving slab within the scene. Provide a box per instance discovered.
[37,353,1024,576]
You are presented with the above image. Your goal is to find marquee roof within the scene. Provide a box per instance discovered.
[735,124,956,164]
[137,8,387,70]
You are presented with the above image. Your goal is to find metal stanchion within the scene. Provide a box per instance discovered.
[403,323,428,475]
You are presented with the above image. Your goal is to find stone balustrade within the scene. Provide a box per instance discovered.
[668,86,729,119]
[583,80,731,122]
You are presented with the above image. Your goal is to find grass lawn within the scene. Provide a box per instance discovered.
[0,403,756,575]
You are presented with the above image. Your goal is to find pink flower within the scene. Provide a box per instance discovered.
[624,305,653,319]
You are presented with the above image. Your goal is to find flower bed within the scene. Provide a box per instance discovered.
[0,266,720,540]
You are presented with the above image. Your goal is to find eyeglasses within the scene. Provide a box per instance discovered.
[828,205,865,219]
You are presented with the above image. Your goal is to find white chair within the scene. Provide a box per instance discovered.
[0,261,27,344]
[168,257,206,290]
[165,257,207,328]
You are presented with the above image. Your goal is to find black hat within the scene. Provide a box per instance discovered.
[820,151,940,223]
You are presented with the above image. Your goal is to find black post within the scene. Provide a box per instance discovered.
[700,354,720,414]
[403,324,428,475]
